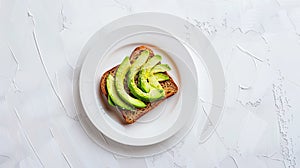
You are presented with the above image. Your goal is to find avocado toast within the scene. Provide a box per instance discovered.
[100,46,178,124]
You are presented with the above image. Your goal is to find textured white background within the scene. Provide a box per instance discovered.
[1,0,300,167]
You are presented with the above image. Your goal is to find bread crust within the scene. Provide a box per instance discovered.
[99,46,178,124]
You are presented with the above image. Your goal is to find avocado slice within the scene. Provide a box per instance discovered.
[128,51,149,77]
[138,69,151,93]
[106,74,133,110]
[142,55,162,69]
[148,73,163,90]
[138,55,162,92]
[154,73,170,82]
[139,69,164,91]
[107,95,115,106]
[151,64,171,74]
[115,57,146,108]
[129,81,164,102]
[139,59,171,92]
[128,51,164,102]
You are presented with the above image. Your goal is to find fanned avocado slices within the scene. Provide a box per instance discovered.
[106,74,133,110]
[128,51,165,102]
[115,57,146,108]
[138,55,162,93]
[148,72,163,90]
[108,51,172,108]
[139,55,171,92]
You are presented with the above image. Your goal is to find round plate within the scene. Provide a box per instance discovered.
[79,26,198,146]
[73,12,225,157]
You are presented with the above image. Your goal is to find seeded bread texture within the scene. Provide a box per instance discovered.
[99,46,178,124]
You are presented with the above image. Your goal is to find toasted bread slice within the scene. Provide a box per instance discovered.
[100,46,178,124]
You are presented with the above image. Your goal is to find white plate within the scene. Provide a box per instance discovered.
[73,13,225,157]
[79,27,198,146]
[97,12,226,143]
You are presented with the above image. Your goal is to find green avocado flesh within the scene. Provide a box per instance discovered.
[142,55,162,69]
[115,57,146,108]
[149,73,163,90]
[151,64,171,74]
[154,73,170,82]
[128,51,165,102]
[139,69,164,92]
[138,69,152,93]
[138,55,162,93]
[106,74,133,110]
[107,51,172,109]
[107,95,115,106]
[139,56,171,92]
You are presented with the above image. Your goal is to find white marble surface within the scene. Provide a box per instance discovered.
[1,0,300,167]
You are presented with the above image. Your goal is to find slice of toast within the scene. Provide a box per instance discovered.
[99,46,178,124]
